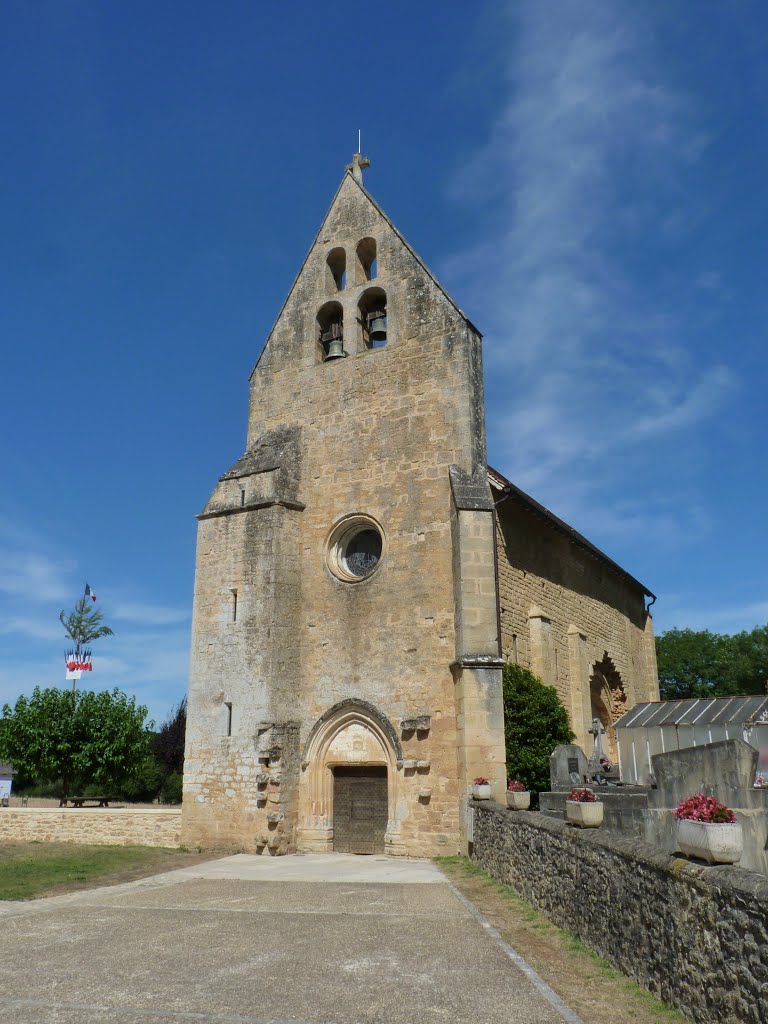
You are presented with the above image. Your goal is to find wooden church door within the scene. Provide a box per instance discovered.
[332,765,388,854]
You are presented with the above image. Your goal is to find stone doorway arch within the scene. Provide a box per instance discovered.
[296,700,405,855]
[589,654,627,764]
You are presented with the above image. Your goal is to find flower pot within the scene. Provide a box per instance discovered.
[472,784,492,800]
[676,819,743,864]
[565,800,603,828]
[506,791,530,810]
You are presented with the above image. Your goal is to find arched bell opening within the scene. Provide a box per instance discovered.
[326,247,346,291]
[355,236,377,285]
[589,654,627,764]
[317,300,345,362]
[358,286,388,349]
[296,700,404,856]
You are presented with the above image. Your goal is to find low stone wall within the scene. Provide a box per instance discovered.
[0,808,182,848]
[472,801,768,1024]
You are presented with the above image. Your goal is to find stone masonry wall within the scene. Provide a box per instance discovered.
[472,801,768,1024]
[494,496,659,751]
[0,808,181,848]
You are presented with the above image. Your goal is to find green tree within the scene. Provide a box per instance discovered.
[502,663,574,795]
[153,698,186,776]
[655,628,728,700]
[0,687,152,797]
[656,625,768,699]
[60,593,114,659]
[722,625,768,695]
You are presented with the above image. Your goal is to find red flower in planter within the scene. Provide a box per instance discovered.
[507,779,526,792]
[673,793,736,824]
[473,777,489,786]
[567,787,597,802]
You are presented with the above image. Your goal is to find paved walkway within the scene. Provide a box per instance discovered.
[0,854,581,1024]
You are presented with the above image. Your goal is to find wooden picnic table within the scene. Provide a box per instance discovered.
[58,796,112,808]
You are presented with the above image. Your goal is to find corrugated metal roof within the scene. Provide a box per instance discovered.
[615,696,768,730]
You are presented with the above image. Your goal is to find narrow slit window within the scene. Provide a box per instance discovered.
[231,588,238,622]
[512,635,518,663]
[240,488,245,506]
[224,702,233,737]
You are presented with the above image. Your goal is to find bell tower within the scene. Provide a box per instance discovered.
[182,156,507,856]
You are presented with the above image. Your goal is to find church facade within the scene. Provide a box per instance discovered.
[181,157,659,857]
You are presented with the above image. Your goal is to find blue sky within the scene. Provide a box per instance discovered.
[1,1,766,724]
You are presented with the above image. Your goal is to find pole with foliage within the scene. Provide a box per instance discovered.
[60,588,114,695]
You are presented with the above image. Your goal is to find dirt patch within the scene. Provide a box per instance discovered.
[436,857,686,1024]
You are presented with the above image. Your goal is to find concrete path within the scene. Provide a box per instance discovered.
[0,854,581,1024]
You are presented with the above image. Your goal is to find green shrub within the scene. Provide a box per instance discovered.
[159,771,183,805]
[502,663,574,796]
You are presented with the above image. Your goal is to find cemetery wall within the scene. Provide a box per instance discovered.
[0,808,181,848]
[471,801,768,1024]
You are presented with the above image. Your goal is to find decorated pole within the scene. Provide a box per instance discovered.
[60,583,114,697]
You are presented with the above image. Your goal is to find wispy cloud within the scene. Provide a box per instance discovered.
[443,0,736,542]
[0,552,74,603]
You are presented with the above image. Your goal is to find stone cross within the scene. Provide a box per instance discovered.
[347,152,371,184]
[587,717,605,776]
[589,718,605,757]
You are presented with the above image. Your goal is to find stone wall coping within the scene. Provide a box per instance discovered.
[1,807,182,816]
[475,800,768,901]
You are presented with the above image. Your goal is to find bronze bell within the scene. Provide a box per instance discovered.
[325,336,344,360]
[369,311,387,346]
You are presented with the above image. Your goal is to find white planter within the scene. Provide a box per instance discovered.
[506,791,530,810]
[676,819,743,865]
[472,784,492,800]
[565,800,603,828]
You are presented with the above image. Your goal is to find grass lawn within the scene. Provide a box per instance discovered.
[436,856,686,1024]
[0,843,212,901]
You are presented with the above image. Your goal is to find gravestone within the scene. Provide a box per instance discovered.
[550,745,589,791]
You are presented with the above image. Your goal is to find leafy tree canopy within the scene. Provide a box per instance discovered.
[0,687,152,797]
[502,663,574,795]
[656,625,768,700]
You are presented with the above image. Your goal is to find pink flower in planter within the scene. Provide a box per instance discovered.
[673,793,736,824]
[473,777,489,786]
[507,779,526,792]
[567,787,597,802]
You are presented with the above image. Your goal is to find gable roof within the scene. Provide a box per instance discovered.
[488,466,655,600]
[250,169,480,377]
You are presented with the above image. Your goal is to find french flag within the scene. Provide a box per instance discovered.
[85,583,97,603]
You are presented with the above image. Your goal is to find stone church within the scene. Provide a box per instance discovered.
[181,155,659,857]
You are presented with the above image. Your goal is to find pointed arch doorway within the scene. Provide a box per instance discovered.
[297,700,405,856]
[589,654,627,763]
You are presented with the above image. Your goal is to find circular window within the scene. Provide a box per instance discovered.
[327,516,385,583]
